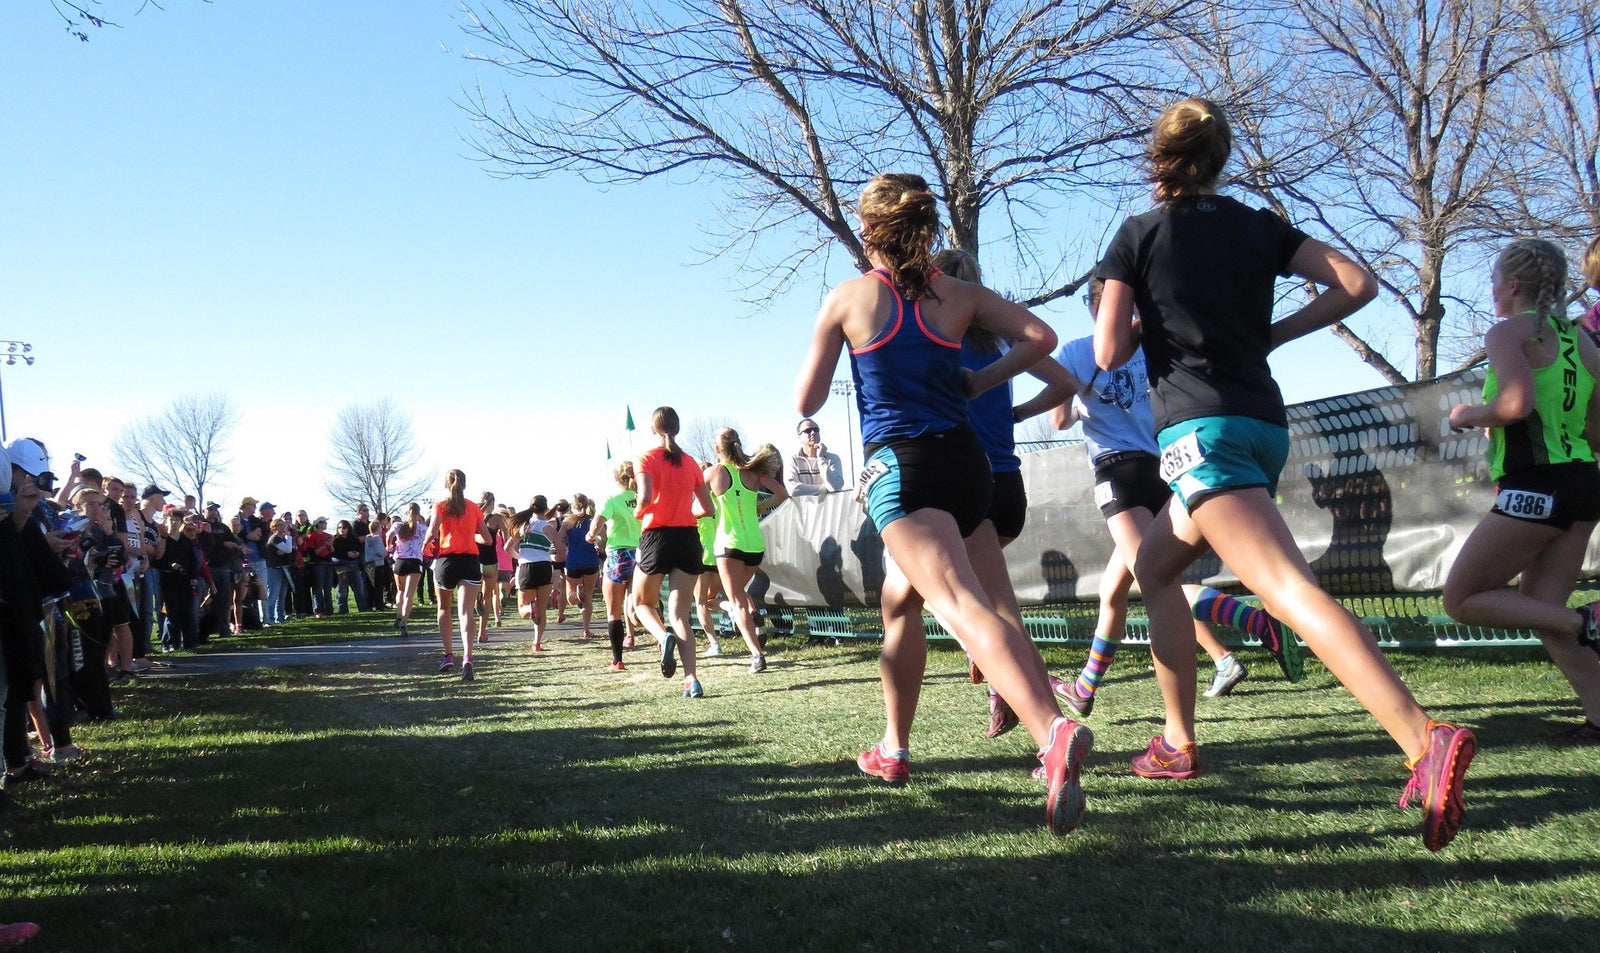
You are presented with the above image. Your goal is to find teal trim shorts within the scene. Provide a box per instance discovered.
[1156,415,1290,511]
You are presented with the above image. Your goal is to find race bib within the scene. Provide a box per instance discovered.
[1093,481,1114,509]
[1495,488,1555,521]
[855,459,891,504]
[1159,432,1204,483]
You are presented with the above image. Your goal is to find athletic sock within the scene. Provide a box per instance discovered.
[1215,652,1234,671]
[608,619,625,663]
[879,743,910,761]
[1076,636,1120,696]
[1191,586,1273,640]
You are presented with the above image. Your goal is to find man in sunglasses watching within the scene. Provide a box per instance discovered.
[789,418,845,497]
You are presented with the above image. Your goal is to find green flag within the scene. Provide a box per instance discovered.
[625,406,635,431]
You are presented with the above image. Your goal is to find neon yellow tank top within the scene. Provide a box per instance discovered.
[1483,314,1595,480]
[713,463,765,555]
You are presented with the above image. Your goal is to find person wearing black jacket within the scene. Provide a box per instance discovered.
[158,514,208,651]
[330,520,368,613]
[3,448,74,785]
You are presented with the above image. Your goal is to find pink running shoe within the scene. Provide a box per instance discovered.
[1038,718,1093,834]
[1130,735,1202,780]
[856,743,910,785]
[1400,720,1476,851]
[0,921,41,948]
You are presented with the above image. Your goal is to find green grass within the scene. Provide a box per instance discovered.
[4,623,1599,952]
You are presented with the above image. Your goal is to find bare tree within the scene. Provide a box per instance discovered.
[1228,0,1591,382]
[679,415,745,467]
[1512,6,1600,246]
[112,391,238,505]
[459,0,1203,307]
[322,398,432,517]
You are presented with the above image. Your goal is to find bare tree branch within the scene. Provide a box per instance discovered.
[678,415,745,466]
[1217,0,1590,380]
[322,398,433,517]
[111,392,238,505]
[457,0,1206,306]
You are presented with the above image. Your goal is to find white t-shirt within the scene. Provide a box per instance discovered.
[1056,336,1160,461]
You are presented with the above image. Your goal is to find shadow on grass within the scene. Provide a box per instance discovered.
[6,643,1600,953]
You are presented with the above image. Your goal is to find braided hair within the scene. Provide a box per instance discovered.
[1496,239,1569,323]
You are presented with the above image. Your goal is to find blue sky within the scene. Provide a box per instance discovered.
[1,0,1387,518]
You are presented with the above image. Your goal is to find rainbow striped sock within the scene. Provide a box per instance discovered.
[1191,586,1272,639]
[1076,636,1120,696]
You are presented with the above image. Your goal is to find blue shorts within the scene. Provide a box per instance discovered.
[1157,416,1289,511]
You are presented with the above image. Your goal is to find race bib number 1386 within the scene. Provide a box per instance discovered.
[1495,488,1554,521]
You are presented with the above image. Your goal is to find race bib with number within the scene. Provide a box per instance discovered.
[1093,481,1114,509]
[1495,488,1555,521]
[855,459,891,505]
[1159,432,1204,483]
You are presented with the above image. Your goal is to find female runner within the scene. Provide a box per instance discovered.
[1442,239,1600,742]
[633,407,716,698]
[497,506,517,611]
[475,491,507,639]
[388,503,428,637]
[794,172,1090,834]
[421,470,491,682]
[1094,98,1473,850]
[706,429,788,672]
[590,462,642,670]
[562,494,601,640]
[1047,277,1300,723]
[693,511,725,658]
[548,500,570,623]
[509,495,558,652]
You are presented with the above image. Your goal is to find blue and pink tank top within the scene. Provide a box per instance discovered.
[849,269,968,446]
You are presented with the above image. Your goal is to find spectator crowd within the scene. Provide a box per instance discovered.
[1,436,423,794]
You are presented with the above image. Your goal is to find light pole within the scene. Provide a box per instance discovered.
[1,341,35,444]
[829,378,857,478]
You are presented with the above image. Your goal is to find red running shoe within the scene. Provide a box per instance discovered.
[1038,718,1092,834]
[967,654,984,684]
[985,693,1019,739]
[856,743,910,785]
[1400,720,1476,851]
[607,660,626,672]
[1130,735,1202,780]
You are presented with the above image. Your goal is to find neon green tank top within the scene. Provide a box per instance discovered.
[1483,314,1595,480]
[713,463,765,555]
[697,514,717,565]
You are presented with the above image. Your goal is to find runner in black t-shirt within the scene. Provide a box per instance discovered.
[1093,97,1474,852]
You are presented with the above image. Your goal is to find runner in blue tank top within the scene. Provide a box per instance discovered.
[795,172,1091,835]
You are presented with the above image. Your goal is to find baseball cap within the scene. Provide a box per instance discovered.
[258,501,276,510]
[241,496,257,506]
[141,484,173,500]
[4,437,51,478]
